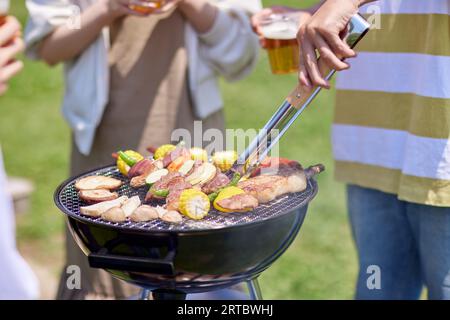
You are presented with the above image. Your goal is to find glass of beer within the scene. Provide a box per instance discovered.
[0,0,9,25]
[129,0,166,15]
[260,14,300,75]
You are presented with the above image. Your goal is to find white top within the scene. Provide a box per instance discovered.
[24,0,262,155]
[0,148,39,299]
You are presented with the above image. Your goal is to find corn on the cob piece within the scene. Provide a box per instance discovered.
[178,189,210,220]
[116,150,144,176]
[154,144,176,160]
[212,150,238,172]
[190,147,208,162]
[213,186,244,213]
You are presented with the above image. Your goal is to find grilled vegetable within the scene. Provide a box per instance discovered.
[117,150,144,176]
[118,151,139,167]
[161,210,183,223]
[121,196,141,217]
[102,207,127,222]
[212,151,238,172]
[178,159,195,175]
[80,196,128,217]
[75,176,122,191]
[190,147,208,162]
[154,144,176,160]
[179,189,210,220]
[167,155,191,172]
[151,189,170,198]
[78,189,118,203]
[130,205,159,222]
[146,169,169,186]
[213,186,246,213]
[185,162,216,186]
[207,172,241,202]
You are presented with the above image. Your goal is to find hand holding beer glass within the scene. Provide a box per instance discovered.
[253,7,311,75]
[0,0,24,95]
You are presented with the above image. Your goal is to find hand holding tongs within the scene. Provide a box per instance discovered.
[226,14,371,179]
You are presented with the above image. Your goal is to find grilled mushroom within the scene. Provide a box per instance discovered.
[101,207,127,223]
[130,205,159,222]
[161,210,183,223]
[121,196,141,217]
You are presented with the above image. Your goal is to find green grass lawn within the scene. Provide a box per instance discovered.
[0,0,357,299]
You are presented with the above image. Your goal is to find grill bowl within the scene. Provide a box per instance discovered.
[55,165,318,292]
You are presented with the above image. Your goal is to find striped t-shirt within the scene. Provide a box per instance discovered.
[333,0,450,206]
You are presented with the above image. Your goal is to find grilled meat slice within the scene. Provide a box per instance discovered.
[202,169,230,194]
[163,147,190,168]
[165,178,192,211]
[238,172,307,204]
[165,189,183,211]
[152,172,182,191]
[129,160,163,188]
[215,193,258,212]
[186,160,203,176]
[251,157,303,177]
[145,172,190,202]
[78,189,118,204]
[75,175,122,191]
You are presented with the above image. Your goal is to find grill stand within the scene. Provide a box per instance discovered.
[247,278,263,300]
[137,279,262,300]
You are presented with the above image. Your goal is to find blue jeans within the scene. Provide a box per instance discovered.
[347,185,450,300]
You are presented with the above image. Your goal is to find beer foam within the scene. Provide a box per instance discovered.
[0,0,9,14]
[261,20,298,40]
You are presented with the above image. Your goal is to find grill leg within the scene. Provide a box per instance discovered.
[247,278,263,300]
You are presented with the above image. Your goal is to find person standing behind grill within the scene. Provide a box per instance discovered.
[254,0,450,299]
[25,0,261,299]
[0,11,39,299]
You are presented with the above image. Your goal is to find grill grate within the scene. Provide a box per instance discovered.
[55,166,317,232]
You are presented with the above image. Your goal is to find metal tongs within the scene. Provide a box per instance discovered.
[226,14,370,179]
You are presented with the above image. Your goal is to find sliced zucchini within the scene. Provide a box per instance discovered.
[145,169,169,186]
[178,159,195,175]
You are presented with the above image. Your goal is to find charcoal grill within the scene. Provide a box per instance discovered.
[54,164,320,299]
[53,13,369,300]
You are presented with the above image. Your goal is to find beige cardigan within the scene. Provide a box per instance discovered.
[24,0,261,155]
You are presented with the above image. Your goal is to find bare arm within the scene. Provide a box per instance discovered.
[38,0,139,66]
[178,0,218,34]
[0,16,24,95]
